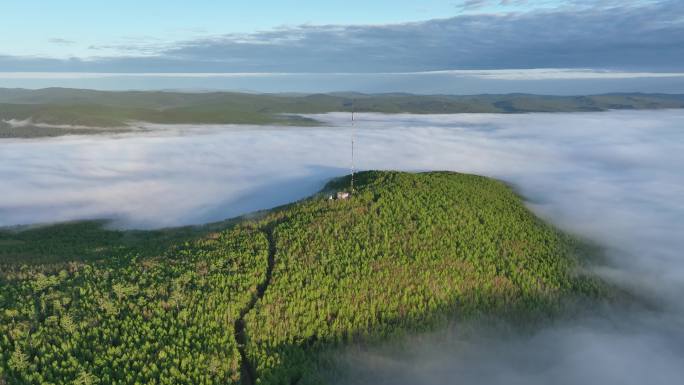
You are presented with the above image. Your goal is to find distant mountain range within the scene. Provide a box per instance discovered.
[1,88,683,137]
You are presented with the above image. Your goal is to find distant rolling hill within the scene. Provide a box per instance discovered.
[1,87,683,137]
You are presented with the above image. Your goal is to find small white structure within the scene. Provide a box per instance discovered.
[336,191,351,200]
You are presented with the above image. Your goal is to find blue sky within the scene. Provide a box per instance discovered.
[0,0,682,93]
[0,0,569,58]
[1,0,655,60]
[0,0,466,58]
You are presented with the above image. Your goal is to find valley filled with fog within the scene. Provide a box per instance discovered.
[1,110,683,384]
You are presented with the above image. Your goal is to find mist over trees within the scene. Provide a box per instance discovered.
[0,172,606,384]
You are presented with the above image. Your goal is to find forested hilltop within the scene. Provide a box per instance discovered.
[1,88,684,137]
[0,171,609,384]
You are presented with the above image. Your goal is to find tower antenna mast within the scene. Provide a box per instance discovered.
[351,99,355,193]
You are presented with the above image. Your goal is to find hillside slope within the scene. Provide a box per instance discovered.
[1,88,683,137]
[0,171,606,384]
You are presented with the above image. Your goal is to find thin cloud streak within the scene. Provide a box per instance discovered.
[3,69,684,94]
[2,69,684,80]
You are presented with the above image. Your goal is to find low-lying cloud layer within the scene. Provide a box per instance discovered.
[331,310,684,385]
[1,118,125,131]
[1,110,683,383]
[4,69,684,94]
[3,70,684,94]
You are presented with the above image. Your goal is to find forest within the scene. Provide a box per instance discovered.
[1,88,684,137]
[0,171,610,384]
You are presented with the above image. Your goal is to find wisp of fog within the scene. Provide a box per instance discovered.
[1,110,683,384]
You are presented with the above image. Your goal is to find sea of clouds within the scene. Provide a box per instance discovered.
[1,110,683,384]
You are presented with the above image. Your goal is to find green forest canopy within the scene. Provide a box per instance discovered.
[0,171,608,384]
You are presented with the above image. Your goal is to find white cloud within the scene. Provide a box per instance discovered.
[1,68,683,81]
[414,68,684,80]
[2,118,127,130]
[1,1,682,73]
